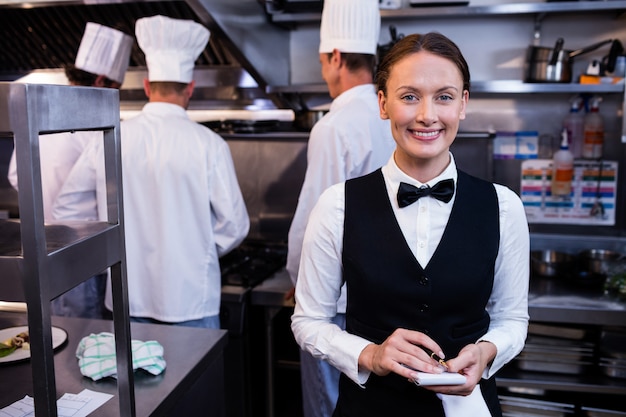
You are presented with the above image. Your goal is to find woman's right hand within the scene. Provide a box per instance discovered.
[358,328,446,380]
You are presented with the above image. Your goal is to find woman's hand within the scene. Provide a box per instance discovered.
[423,340,497,395]
[358,328,447,381]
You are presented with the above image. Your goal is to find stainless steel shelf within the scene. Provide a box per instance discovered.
[267,81,625,95]
[0,83,134,417]
[497,367,626,395]
[270,1,626,23]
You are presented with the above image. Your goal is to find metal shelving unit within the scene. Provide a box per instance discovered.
[267,80,624,95]
[268,1,626,24]
[0,83,135,417]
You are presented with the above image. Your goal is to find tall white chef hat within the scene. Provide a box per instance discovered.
[135,15,210,83]
[319,0,380,55]
[74,22,134,84]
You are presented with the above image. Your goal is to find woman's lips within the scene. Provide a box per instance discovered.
[409,129,441,140]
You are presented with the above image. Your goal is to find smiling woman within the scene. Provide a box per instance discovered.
[377,33,469,183]
[291,31,530,417]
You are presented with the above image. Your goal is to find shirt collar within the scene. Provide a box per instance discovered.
[383,152,458,205]
[142,102,190,119]
[329,84,376,112]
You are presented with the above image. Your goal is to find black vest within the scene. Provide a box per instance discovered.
[335,169,501,417]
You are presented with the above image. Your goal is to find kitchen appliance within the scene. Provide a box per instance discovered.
[220,240,287,288]
[218,239,288,417]
[524,38,616,83]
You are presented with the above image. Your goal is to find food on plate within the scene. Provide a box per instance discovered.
[0,330,30,357]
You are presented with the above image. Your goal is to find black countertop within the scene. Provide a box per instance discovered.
[0,312,227,416]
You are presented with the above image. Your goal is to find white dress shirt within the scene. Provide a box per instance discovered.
[286,83,396,313]
[291,153,529,386]
[53,102,250,322]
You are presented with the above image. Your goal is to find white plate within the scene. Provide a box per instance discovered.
[0,325,68,364]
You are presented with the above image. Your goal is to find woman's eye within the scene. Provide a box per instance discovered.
[401,94,417,102]
[438,94,454,102]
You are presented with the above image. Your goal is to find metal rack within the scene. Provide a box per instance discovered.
[268,1,626,24]
[0,83,135,416]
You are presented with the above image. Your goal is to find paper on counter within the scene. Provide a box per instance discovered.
[0,389,112,417]
[413,372,467,386]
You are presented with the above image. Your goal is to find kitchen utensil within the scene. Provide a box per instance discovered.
[590,161,605,218]
[531,250,575,277]
[600,39,625,75]
[578,249,623,276]
[377,25,405,64]
[524,39,614,83]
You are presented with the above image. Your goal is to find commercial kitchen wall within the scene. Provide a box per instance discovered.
[288,10,626,238]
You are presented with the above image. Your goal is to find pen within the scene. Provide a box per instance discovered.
[421,346,448,369]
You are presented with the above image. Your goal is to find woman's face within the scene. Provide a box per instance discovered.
[379,50,468,180]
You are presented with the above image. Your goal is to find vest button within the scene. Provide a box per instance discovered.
[419,303,429,312]
[418,275,429,286]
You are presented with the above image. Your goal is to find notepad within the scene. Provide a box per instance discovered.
[413,372,467,386]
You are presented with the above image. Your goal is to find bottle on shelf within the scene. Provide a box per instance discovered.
[562,96,584,159]
[551,128,574,198]
[582,96,604,159]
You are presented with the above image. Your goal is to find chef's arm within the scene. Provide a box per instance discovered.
[211,143,250,257]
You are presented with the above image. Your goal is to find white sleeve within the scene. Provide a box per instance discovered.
[291,183,373,386]
[210,140,250,257]
[480,184,530,378]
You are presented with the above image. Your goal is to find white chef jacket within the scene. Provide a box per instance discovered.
[53,102,250,322]
[8,131,98,220]
[286,83,396,312]
[291,154,529,386]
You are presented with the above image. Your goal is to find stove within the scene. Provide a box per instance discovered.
[220,240,287,288]
[219,240,287,417]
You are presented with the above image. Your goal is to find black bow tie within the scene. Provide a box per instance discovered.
[397,179,455,208]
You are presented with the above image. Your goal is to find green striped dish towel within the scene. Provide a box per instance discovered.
[76,332,166,381]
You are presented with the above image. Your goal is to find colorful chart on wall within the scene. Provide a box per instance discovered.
[520,159,617,225]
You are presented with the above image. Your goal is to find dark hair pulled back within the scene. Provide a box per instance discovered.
[375,32,470,96]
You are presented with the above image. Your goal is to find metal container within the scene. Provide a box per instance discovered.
[531,250,575,277]
[578,249,623,276]
[524,39,614,83]
[599,358,626,379]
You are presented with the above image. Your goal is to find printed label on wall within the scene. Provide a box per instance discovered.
[521,159,617,225]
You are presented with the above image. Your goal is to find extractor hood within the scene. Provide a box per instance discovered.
[0,0,292,110]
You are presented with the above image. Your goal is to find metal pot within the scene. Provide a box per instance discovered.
[524,38,614,83]
[531,250,575,277]
[578,249,623,276]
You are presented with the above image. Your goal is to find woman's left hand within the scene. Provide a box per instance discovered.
[423,340,496,395]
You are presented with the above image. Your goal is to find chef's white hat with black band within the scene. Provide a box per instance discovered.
[74,22,133,84]
[318,0,381,55]
[135,15,210,83]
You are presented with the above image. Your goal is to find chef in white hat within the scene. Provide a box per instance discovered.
[55,15,249,329]
[66,22,134,88]
[286,1,395,416]
[7,22,133,319]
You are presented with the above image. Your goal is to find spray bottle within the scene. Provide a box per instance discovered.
[562,96,584,158]
[582,96,604,159]
[551,128,574,197]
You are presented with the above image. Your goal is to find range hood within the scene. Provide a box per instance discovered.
[0,0,296,111]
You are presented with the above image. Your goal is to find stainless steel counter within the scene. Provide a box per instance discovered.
[0,312,228,416]
[528,276,626,326]
[250,267,626,410]
[250,268,294,417]
[250,268,294,308]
